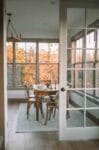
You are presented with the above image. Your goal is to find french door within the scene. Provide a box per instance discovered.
[59,5,99,140]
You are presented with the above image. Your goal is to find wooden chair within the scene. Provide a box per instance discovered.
[24,81,44,119]
[44,91,70,125]
[44,92,59,125]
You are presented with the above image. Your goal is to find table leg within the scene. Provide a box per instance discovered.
[36,97,39,121]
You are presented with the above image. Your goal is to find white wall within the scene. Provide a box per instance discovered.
[8,90,26,99]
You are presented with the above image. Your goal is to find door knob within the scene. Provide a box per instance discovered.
[61,87,66,91]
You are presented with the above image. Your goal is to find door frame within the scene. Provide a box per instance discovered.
[59,0,99,140]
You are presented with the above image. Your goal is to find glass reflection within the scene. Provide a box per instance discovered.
[86,9,99,26]
[15,42,36,63]
[67,8,85,28]
[67,70,84,88]
[86,90,99,107]
[67,90,85,108]
[16,64,36,88]
[7,64,13,88]
[86,70,93,88]
[86,109,99,127]
[67,110,84,128]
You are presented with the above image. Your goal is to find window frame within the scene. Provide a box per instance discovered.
[7,40,59,90]
[70,25,99,97]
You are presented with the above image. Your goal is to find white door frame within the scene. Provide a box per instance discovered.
[0,0,7,149]
[59,0,99,140]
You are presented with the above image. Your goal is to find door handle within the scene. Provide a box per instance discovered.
[61,87,66,92]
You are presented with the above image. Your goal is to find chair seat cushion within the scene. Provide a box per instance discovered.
[29,94,35,98]
[29,97,36,102]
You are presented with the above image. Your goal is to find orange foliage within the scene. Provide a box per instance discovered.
[7,42,59,86]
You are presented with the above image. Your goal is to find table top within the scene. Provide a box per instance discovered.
[34,88,58,96]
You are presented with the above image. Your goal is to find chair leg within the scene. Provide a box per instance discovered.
[49,107,53,120]
[27,103,31,119]
[49,109,52,120]
[53,107,56,118]
[40,103,44,118]
[44,106,49,125]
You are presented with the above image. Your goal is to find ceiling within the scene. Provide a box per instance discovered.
[6,0,59,39]
[6,0,99,39]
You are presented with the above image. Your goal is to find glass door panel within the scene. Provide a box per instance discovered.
[59,7,99,140]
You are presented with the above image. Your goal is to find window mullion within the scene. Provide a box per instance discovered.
[13,42,16,89]
[36,42,39,83]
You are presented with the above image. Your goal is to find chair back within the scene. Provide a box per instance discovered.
[23,81,30,98]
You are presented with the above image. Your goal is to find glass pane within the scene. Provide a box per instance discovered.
[67,8,85,28]
[67,70,74,87]
[86,31,95,49]
[75,69,83,88]
[86,49,95,62]
[67,90,85,108]
[39,43,59,63]
[15,42,36,63]
[96,90,99,97]
[67,110,84,128]
[96,48,99,61]
[86,9,99,27]
[67,49,73,68]
[95,66,99,88]
[86,90,99,107]
[7,42,13,63]
[86,70,93,88]
[86,109,99,127]
[75,64,83,69]
[86,89,94,95]
[67,48,83,67]
[16,64,36,88]
[67,69,84,88]
[86,63,94,69]
[7,64,13,88]
[39,64,58,84]
[67,29,85,49]
[97,50,99,61]
[76,49,82,63]
[86,32,95,63]
[75,70,83,88]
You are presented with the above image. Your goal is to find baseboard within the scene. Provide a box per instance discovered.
[8,98,26,103]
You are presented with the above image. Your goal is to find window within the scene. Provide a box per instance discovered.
[7,41,59,89]
[7,42,13,88]
[39,43,59,82]
[86,32,95,62]
[75,38,83,88]
[15,42,36,63]
[76,38,83,63]
[71,27,99,96]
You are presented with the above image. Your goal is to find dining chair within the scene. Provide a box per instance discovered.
[44,92,59,125]
[44,91,70,125]
[24,81,44,119]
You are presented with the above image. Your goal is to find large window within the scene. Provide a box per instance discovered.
[7,41,59,89]
[70,27,99,97]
